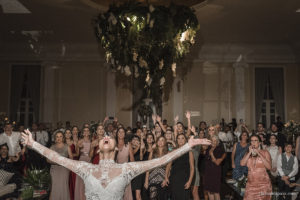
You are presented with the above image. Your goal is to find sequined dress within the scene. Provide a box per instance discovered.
[244,150,272,200]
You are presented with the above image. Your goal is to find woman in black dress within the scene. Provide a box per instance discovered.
[144,136,171,200]
[169,133,194,200]
[131,135,144,200]
[203,135,226,200]
[143,133,155,160]
[141,133,155,200]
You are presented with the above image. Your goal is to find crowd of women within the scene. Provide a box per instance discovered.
[1,112,300,200]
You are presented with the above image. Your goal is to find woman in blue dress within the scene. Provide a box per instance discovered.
[231,131,249,180]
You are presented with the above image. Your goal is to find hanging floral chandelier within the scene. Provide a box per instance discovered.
[94,2,199,107]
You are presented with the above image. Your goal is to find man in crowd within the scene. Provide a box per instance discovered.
[31,123,49,146]
[218,125,234,180]
[277,143,298,200]
[268,123,286,149]
[276,116,285,132]
[256,122,266,135]
[0,123,21,157]
[234,120,251,142]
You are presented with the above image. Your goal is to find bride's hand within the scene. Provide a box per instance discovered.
[21,129,35,147]
[188,136,211,147]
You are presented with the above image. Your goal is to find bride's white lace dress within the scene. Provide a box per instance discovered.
[31,142,191,200]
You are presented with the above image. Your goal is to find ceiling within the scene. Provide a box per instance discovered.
[1,0,300,49]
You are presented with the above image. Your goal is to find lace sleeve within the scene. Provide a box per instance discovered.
[31,142,91,179]
[124,143,191,181]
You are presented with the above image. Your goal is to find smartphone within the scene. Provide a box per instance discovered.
[109,116,114,120]
[168,143,173,151]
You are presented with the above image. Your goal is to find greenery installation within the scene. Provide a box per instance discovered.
[94,2,199,113]
[283,120,300,143]
[21,168,51,200]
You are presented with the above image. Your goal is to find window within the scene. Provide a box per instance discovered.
[10,65,40,127]
[255,67,284,127]
[260,77,278,128]
[17,73,35,127]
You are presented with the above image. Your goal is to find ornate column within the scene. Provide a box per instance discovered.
[233,56,248,122]
[40,63,60,129]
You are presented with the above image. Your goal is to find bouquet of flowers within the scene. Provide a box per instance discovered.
[283,120,300,142]
[0,112,9,131]
[237,175,247,190]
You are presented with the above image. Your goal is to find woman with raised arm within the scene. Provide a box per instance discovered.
[156,115,167,134]
[144,136,171,200]
[89,124,105,164]
[152,115,164,140]
[21,129,210,200]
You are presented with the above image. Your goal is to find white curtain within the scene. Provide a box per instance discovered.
[27,66,41,122]
[10,66,26,121]
[10,66,41,123]
[255,68,269,124]
[269,68,284,120]
[255,67,284,124]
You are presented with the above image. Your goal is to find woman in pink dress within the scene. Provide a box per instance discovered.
[241,134,272,200]
[74,127,91,200]
[116,127,134,200]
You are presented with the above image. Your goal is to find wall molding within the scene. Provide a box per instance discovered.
[0,42,298,64]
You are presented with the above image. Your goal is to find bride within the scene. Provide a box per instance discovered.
[22,129,211,200]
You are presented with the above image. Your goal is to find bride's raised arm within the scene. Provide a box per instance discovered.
[125,137,211,178]
[22,129,90,178]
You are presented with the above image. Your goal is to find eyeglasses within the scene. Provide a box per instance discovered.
[208,129,215,131]
[251,140,259,142]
